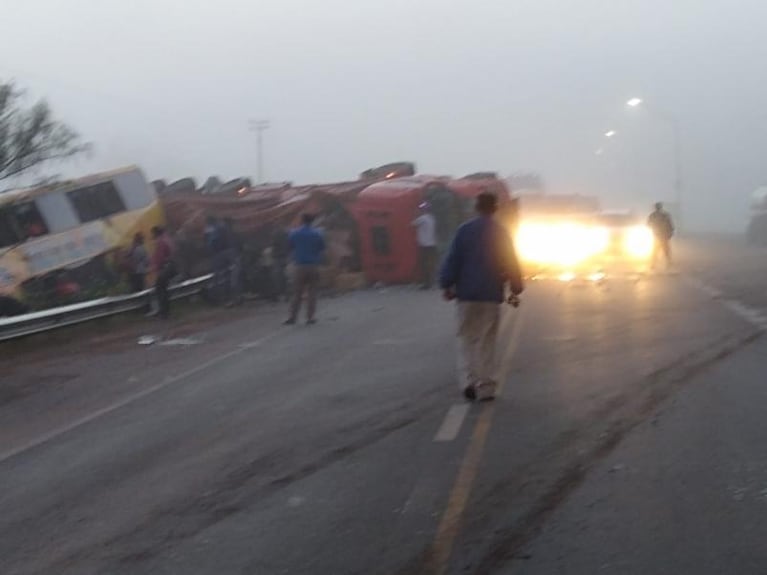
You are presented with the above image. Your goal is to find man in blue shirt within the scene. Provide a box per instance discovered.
[285,213,326,325]
[440,192,523,401]
[205,215,231,304]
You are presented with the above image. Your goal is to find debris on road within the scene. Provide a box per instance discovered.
[159,338,203,347]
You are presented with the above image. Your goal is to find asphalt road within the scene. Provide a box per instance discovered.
[1,235,766,575]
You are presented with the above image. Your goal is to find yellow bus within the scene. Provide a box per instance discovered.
[0,166,165,306]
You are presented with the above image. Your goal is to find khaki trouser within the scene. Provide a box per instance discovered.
[456,301,500,389]
[289,265,320,321]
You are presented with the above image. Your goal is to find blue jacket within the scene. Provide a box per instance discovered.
[439,216,523,303]
[205,223,228,253]
[290,225,325,265]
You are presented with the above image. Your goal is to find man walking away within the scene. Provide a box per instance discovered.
[151,226,176,319]
[412,202,438,289]
[285,214,325,325]
[648,202,675,269]
[205,216,230,303]
[440,192,524,401]
[127,232,150,293]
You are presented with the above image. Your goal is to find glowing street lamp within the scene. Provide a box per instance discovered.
[626,97,643,108]
[604,130,617,138]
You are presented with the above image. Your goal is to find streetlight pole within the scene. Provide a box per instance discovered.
[249,119,270,184]
[626,98,683,229]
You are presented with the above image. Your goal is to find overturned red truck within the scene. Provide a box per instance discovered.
[352,172,516,284]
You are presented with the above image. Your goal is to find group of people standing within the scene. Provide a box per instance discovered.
[203,216,295,307]
[204,216,245,307]
[121,214,326,324]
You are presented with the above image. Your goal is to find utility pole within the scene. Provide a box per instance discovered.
[249,120,270,184]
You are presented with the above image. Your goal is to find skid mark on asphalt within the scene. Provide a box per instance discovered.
[0,330,285,466]
[467,329,762,574]
[428,307,526,574]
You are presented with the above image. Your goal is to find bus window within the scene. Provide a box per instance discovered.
[67,181,126,223]
[114,170,155,210]
[35,190,79,233]
[12,202,49,239]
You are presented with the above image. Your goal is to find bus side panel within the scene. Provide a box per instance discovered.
[0,169,167,301]
[0,249,29,297]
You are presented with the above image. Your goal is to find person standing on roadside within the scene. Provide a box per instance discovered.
[440,192,524,401]
[412,201,438,289]
[284,214,325,325]
[648,202,675,269]
[271,226,291,301]
[151,226,176,319]
[260,242,277,301]
[127,232,150,292]
[223,217,244,306]
[205,215,230,303]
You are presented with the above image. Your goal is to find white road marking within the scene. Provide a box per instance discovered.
[434,404,471,442]
[684,276,723,299]
[238,340,268,349]
[722,299,767,329]
[0,330,284,466]
[685,276,767,330]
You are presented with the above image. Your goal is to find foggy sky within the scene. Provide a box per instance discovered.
[3,0,767,231]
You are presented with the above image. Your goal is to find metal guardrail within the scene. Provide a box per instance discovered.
[0,274,213,343]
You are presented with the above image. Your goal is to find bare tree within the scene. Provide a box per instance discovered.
[0,80,88,183]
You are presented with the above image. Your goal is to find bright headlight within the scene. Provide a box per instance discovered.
[624,225,654,258]
[516,222,608,266]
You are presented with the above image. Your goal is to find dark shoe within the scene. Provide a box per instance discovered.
[463,385,477,401]
[306,319,317,325]
[476,380,497,401]
[283,318,296,325]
